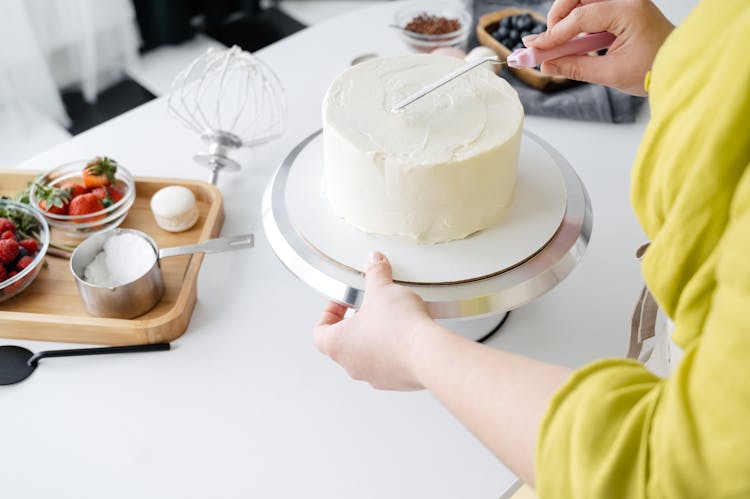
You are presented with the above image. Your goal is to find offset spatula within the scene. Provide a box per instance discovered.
[390,32,616,112]
[0,343,170,385]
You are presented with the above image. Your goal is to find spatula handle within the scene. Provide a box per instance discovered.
[507,32,616,68]
[28,343,170,367]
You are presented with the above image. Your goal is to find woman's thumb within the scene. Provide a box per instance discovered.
[365,251,393,288]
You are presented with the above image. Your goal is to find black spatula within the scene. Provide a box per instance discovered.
[0,343,170,385]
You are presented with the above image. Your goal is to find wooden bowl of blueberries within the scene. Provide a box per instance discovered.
[477,8,571,91]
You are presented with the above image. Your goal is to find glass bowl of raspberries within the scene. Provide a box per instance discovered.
[29,157,136,239]
[0,200,50,303]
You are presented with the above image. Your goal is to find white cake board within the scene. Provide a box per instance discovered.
[286,133,567,284]
[263,129,592,324]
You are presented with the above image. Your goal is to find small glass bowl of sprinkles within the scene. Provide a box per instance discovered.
[393,1,472,52]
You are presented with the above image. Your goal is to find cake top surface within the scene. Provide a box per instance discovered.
[323,54,523,166]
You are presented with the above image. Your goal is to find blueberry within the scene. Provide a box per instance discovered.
[501,37,514,48]
[501,16,513,29]
[531,24,546,35]
[509,29,519,41]
[516,16,532,31]
[520,30,531,40]
[495,26,509,39]
[14,247,28,262]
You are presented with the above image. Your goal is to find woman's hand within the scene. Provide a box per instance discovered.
[312,251,437,391]
[312,255,573,486]
[524,0,674,95]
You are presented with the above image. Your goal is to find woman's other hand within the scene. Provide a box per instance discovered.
[312,251,437,391]
[525,0,674,95]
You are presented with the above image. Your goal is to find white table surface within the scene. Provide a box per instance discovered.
[2,2,697,498]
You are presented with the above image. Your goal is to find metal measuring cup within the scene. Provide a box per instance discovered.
[70,228,253,318]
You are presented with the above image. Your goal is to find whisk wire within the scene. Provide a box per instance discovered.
[166,45,287,184]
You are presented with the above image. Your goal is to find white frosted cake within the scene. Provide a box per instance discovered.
[322,54,523,244]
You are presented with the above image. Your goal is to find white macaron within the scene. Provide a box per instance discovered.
[150,186,199,232]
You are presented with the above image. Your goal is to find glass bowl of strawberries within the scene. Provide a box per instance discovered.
[29,157,136,239]
[0,199,50,303]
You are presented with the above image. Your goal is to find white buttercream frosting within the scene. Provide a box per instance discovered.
[322,54,523,243]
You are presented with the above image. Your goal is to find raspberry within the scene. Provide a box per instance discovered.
[0,265,7,282]
[0,217,16,234]
[2,270,23,295]
[0,239,19,264]
[1,230,14,240]
[18,239,39,254]
[15,255,35,271]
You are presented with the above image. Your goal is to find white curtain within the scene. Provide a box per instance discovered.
[0,0,140,128]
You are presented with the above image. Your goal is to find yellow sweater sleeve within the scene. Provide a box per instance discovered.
[536,1,750,497]
[536,170,750,496]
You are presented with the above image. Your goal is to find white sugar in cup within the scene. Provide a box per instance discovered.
[84,232,157,287]
[70,229,165,319]
[70,228,254,318]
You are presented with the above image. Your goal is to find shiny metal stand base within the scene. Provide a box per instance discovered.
[263,129,592,341]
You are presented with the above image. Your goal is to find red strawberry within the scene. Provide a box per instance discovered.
[38,200,67,215]
[68,193,105,221]
[107,185,124,203]
[61,181,87,198]
[0,239,20,264]
[83,156,118,188]
[15,255,35,271]
[1,230,14,240]
[0,217,16,233]
[91,185,124,207]
[18,239,39,254]
[113,179,127,193]
[34,183,72,215]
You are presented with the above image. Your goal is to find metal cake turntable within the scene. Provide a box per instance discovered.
[263,129,592,340]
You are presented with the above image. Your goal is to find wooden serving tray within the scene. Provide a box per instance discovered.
[0,171,223,345]
[476,8,571,92]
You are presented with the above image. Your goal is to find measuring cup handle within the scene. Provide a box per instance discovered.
[28,343,171,367]
[158,234,254,259]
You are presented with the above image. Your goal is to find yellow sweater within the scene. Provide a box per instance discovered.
[536,2,750,498]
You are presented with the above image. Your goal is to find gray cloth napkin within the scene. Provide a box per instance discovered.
[470,0,645,123]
